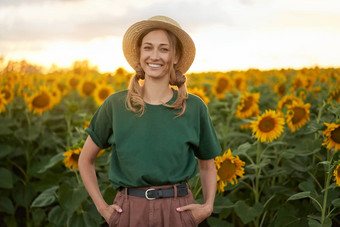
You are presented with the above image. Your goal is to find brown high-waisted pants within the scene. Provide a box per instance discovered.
[108,184,197,227]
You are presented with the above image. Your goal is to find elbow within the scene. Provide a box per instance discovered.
[78,150,93,173]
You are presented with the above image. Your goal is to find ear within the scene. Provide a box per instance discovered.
[173,54,179,65]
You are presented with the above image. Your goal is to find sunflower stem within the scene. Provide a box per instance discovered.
[65,114,72,149]
[321,150,335,224]
[255,141,261,204]
[24,110,33,226]
[252,141,262,227]
[307,170,323,191]
[225,95,237,135]
[74,169,82,185]
[316,101,326,125]
[24,110,32,183]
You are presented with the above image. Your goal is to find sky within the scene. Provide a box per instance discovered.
[1,0,340,73]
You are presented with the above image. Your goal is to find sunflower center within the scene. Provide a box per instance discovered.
[99,89,110,100]
[69,78,80,88]
[216,78,229,93]
[1,89,10,100]
[57,83,67,93]
[82,81,96,95]
[235,78,242,89]
[282,99,292,108]
[331,90,340,101]
[259,116,275,132]
[331,126,340,144]
[71,153,80,162]
[241,96,254,112]
[218,159,236,180]
[294,78,303,89]
[292,107,306,124]
[278,84,286,95]
[32,92,50,108]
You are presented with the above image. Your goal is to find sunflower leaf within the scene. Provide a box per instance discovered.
[298,181,315,192]
[0,167,13,189]
[31,186,58,208]
[207,217,233,227]
[246,158,271,169]
[287,191,311,201]
[331,198,340,207]
[234,201,263,224]
[234,142,251,156]
[317,161,330,166]
[37,153,64,174]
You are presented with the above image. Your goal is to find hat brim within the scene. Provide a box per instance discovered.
[122,19,196,74]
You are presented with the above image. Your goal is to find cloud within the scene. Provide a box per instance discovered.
[0,0,232,43]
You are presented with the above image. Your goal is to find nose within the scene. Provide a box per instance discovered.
[150,49,159,60]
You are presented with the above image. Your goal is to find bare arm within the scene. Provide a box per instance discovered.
[177,158,217,224]
[78,136,122,223]
[198,158,217,213]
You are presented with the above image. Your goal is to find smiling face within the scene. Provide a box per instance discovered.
[139,29,178,80]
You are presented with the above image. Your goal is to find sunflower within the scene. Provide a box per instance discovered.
[251,110,285,143]
[214,149,245,193]
[273,82,287,97]
[232,73,247,92]
[328,88,340,103]
[322,123,340,152]
[235,92,260,119]
[212,73,232,99]
[0,85,14,103]
[291,74,307,91]
[26,86,55,115]
[50,84,62,106]
[188,87,210,104]
[78,79,97,97]
[334,163,340,187]
[286,102,310,132]
[277,94,304,110]
[67,74,81,90]
[0,93,8,113]
[93,84,114,106]
[63,147,105,170]
[84,120,90,130]
[63,147,82,170]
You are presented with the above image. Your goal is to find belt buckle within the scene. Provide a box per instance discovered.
[145,188,156,200]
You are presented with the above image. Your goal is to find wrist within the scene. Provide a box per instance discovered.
[203,203,213,215]
[96,201,109,213]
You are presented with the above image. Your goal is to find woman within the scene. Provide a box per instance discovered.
[79,16,221,226]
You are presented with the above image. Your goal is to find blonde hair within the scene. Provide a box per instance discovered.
[126,29,188,117]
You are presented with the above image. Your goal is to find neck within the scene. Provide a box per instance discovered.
[142,76,173,104]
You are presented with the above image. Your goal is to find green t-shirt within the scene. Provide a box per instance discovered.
[85,89,221,190]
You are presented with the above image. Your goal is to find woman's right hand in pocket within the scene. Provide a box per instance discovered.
[100,204,123,223]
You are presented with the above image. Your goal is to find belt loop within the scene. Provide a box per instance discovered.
[124,188,128,200]
[186,180,191,191]
[173,184,178,199]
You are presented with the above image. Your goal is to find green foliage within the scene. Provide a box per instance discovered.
[0,65,340,226]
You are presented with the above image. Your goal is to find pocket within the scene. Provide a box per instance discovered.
[183,210,197,227]
[108,211,118,226]
[108,192,124,226]
[183,191,198,226]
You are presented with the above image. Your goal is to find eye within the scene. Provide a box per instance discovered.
[160,48,169,52]
[143,46,152,50]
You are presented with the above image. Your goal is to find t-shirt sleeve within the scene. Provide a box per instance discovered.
[85,99,113,149]
[195,102,221,160]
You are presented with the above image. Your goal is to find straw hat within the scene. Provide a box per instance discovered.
[122,15,196,74]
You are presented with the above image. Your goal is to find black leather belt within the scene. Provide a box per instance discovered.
[120,182,189,200]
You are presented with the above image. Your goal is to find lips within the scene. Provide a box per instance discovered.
[148,63,162,68]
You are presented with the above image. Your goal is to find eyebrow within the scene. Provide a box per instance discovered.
[143,42,170,46]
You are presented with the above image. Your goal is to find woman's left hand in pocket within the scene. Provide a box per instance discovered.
[176,203,213,224]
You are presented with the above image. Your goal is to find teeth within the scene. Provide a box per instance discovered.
[148,63,161,68]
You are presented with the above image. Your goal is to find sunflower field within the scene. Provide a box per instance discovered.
[0,59,339,227]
